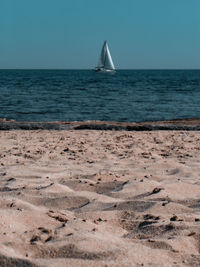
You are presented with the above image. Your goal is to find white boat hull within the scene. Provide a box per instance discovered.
[94,68,115,73]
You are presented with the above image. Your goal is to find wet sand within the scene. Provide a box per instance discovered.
[0,129,200,266]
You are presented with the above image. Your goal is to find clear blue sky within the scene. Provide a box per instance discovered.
[1,0,200,69]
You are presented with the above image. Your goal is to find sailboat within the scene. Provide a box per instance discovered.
[94,41,115,73]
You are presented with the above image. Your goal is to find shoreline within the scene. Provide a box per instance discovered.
[1,118,200,131]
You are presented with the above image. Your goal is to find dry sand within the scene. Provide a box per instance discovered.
[0,129,200,266]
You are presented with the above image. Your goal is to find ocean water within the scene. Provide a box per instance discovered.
[0,69,200,122]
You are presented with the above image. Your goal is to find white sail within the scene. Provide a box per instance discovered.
[104,42,115,70]
[97,42,106,68]
[95,41,115,72]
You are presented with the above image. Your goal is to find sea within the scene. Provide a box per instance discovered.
[0,69,200,122]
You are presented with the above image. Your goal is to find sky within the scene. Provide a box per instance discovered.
[0,0,200,69]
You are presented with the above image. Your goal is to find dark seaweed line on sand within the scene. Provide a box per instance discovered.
[0,122,73,131]
[73,124,200,131]
[1,119,200,131]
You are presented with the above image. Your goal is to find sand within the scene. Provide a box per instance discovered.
[0,129,200,266]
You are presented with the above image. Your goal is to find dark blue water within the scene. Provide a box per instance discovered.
[0,69,200,122]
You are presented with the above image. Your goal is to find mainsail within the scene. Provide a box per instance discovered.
[96,41,115,71]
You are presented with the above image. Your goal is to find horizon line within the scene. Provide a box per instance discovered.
[0,68,200,71]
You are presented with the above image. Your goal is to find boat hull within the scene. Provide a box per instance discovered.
[94,68,115,73]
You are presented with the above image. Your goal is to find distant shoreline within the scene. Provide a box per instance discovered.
[1,118,200,131]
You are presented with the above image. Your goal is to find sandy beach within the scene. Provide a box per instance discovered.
[0,129,200,266]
